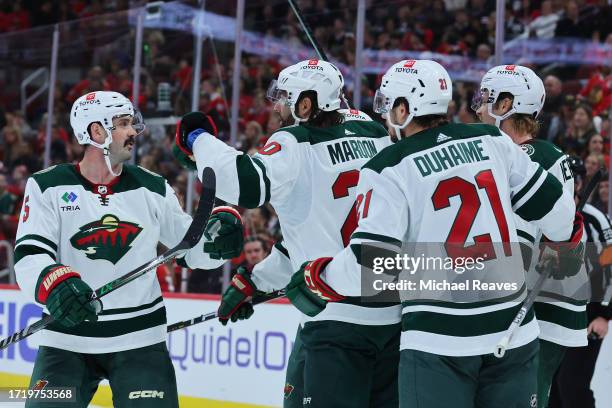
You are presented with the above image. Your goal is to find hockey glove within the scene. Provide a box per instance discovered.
[172,144,197,171]
[175,111,218,157]
[204,206,244,260]
[218,267,257,325]
[540,211,585,280]
[285,258,345,317]
[36,265,99,327]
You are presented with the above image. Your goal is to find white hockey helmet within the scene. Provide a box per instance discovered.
[70,91,145,175]
[475,64,546,127]
[266,59,344,123]
[373,59,452,138]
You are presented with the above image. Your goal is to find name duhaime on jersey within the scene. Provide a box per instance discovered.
[14,164,222,353]
[325,123,574,356]
[514,139,588,347]
[193,109,402,325]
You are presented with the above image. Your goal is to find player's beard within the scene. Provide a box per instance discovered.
[275,108,295,127]
[108,137,134,166]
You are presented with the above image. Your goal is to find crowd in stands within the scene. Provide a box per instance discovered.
[0,0,610,292]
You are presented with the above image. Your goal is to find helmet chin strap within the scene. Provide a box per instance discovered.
[103,148,123,177]
[487,103,516,128]
[89,130,122,177]
[387,112,414,140]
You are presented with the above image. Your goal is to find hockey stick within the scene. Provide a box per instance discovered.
[287,0,352,108]
[167,289,285,332]
[0,167,217,351]
[494,167,606,358]
[287,0,328,61]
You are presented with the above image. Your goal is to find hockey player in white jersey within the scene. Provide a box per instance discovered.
[173,59,400,408]
[284,60,582,408]
[474,64,587,408]
[14,91,243,408]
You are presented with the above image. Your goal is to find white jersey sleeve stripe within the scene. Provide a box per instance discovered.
[511,167,547,210]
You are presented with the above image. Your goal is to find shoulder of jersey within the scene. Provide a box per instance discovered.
[31,164,81,193]
[123,165,167,196]
[520,139,565,171]
[270,116,388,145]
[31,163,166,196]
[363,122,502,174]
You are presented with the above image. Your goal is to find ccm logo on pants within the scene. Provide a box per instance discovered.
[128,390,165,399]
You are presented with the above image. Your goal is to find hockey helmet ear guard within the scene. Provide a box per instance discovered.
[478,65,546,127]
[70,91,145,176]
[268,59,344,123]
[374,59,452,138]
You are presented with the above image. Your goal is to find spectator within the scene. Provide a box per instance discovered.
[1,126,34,170]
[240,235,269,272]
[586,133,608,168]
[560,104,598,156]
[585,153,605,179]
[526,0,560,39]
[579,73,611,117]
[540,75,564,141]
[554,1,589,38]
[0,173,19,241]
[65,66,108,103]
[238,121,264,155]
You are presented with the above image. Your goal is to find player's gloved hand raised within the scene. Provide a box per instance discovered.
[35,265,100,327]
[204,206,244,260]
[540,211,585,280]
[173,111,218,168]
[218,267,257,325]
[285,258,345,317]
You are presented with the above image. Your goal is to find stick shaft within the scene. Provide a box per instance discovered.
[494,168,605,357]
[167,290,285,333]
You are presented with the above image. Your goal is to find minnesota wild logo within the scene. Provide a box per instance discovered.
[70,214,142,264]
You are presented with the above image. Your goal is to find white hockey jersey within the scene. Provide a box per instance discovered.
[324,123,576,356]
[193,110,401,325]
[14,164,223,353]
[514,139,588,347]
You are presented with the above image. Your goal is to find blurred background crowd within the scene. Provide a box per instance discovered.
[0,0,610,293]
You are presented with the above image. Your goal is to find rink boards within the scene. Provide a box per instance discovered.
[0,285,300,407]
[3,285,612,407]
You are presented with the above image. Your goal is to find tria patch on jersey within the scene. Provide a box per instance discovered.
[70,214,142,264]
[345,129,356,135]
[436,133,452,143]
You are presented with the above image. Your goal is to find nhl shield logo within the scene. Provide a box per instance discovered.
[284,383,294,399]
[70,214,142,264]
[97,185,108,195]
[32,380,48,390]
